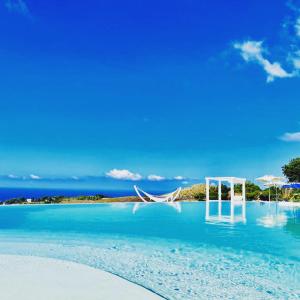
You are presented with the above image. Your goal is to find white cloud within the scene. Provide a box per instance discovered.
[106,169,142,181]
[291,50,300,70]
[233,4,300,83]
[293,57,300,69]
[234,40,263,60]
[147,174,165,181]
[5,0,31,18]
[8,174,19,179]
[263,60,292,82]
[280,132,300,142]
[174,176,184,180]
[234,41,293,82]
[29,174,41,180]
[295,17,300,37]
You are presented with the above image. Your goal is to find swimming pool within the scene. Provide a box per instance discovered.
[0,202,299,299]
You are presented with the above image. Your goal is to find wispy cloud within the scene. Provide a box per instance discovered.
[174,176,184,180]
[147,174,165,181]
[290,50,300,69]
[106,169,142,181]
[234,2,300,82]
[279,131,300,142]
[296,17,300,37]
[29,174,41,180]
[5,0,31,18]
[234,41,293,82]
[7,174,19,179]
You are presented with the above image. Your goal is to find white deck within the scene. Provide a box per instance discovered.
[0,255,162,300]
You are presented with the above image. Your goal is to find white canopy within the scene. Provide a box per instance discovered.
[256,175,285,201]
[256,175,284,183]
[206,176,246,184]
[264,181,286,187]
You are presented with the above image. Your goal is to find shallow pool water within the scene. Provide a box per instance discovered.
[0,202,299,299]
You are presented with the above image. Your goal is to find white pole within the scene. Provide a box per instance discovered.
[242,180,246,221]
[230,180,234,222]
[206,178,210,220]
[218,180,222,217]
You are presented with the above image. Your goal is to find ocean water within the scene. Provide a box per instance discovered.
[0,187,135,201]
[0,202,299,299]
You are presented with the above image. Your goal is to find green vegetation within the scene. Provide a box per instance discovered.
[179,184,206,200]
[179,181,299,202]
[74,195,105,201]
[288,192,300,202]
[282,188,300,202]
[180,157,300,202]
[1,194,106,205]
[235,181,262,200]
[180,182,262,201]
[3,196,65,205]
[282,157,300,182]
[179,184,231,201]
[3,197,27,205]
[281,157,300,202]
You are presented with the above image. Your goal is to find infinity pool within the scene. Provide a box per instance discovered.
[0,202,299,299]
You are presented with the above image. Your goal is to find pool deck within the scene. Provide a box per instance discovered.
[0,255,163,300]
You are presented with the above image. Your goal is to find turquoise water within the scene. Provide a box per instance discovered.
[0,202,299,299]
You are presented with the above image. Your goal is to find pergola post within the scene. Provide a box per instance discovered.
[206,178,210,201]
[242,180,246,220]
[205,177,246,223]
[230,180,234,222]
[218,180,222,217]
[205,178,210,219]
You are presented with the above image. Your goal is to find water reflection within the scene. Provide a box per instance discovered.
[132,201,182,214]
[284,215,300,238]
[205,200,246,224]
[256,202,299,229]
[257,213,287,228]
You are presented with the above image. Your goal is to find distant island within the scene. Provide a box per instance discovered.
[0,194,140,205]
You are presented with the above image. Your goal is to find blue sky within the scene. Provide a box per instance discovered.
[0,0,300,191]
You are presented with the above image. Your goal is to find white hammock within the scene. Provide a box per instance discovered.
[133,185,181,203]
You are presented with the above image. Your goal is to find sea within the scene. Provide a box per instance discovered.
[0,187,136,202]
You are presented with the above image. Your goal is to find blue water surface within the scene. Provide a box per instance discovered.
[0,202,299,299]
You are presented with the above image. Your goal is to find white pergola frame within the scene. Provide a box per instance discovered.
[205,177,246,222]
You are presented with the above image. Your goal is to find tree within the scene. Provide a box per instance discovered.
[282,158,300,182]
[235,181,261,200]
